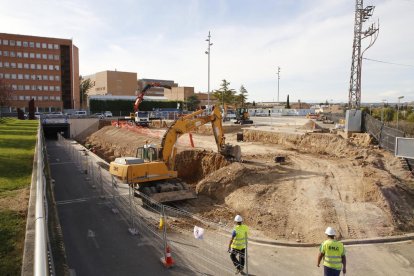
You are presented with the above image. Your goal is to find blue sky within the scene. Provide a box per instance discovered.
[1,0,413,103]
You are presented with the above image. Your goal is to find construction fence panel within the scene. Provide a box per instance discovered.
[57,135,241,275]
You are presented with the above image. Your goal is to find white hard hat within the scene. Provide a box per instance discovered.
[325,227,336,236]
[234,215,243,222]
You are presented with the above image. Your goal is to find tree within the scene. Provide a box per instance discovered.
[235,85,248,107]
[286,94,290,109]
[186,95,200,111]
[212,79,236,106]
[79,76,94,109]
[0,79,13,115]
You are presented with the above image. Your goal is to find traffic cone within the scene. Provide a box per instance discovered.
[161,245,175,268]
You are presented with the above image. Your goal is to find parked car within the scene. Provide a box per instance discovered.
[93,113,104,119]
[104,111,113,117]
[74,110,87,117]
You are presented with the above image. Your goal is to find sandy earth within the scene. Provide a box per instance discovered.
[85,123,414,243]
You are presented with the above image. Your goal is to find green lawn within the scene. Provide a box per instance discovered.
[0,118,38,275]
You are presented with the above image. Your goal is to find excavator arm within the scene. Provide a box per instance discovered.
[134,83,172,112]
[160,106,240,169]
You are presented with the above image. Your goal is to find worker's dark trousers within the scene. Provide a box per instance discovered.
[324,266,341,276]
[230,248,246,270]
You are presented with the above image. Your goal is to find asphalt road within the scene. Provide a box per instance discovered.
[47,140,193,276]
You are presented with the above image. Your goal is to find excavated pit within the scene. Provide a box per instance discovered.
[85,125,414,243]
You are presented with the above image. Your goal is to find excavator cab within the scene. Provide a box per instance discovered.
[136,145,159,161]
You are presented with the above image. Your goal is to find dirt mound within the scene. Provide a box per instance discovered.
[300,120,322,130]
[175,150,230,184]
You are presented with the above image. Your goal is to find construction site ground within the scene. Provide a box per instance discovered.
[85,116,414,244]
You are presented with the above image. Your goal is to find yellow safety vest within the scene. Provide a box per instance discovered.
[320,239,345,270]
[231,225,248,250]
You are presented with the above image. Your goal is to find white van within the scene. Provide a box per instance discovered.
[74,110,87,117]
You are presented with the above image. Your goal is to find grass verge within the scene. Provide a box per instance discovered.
[0,118,38,275]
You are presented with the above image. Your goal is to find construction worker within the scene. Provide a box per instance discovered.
[317,227,347,276]
[143,140,149,160]
[228,215,248,274]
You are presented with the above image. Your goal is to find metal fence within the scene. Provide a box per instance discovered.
[57,134,248,275]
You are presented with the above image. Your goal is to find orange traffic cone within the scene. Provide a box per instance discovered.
[161,245,175,268]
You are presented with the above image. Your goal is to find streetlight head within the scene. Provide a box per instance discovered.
[205,39,209,41]
[210,43,213,46]
[398,96,404,99]
[205,51,209,54]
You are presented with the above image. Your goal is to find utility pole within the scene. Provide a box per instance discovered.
[277,66,280,103]
[348,0,379,109]
[205,31,213,111]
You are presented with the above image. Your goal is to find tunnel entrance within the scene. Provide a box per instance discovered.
[43,123,70,139]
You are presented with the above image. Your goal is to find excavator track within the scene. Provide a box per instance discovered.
[135,179,196,204]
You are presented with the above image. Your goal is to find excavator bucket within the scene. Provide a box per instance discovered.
[221,144,242,161]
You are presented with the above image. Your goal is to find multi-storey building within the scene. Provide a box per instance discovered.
[137,78,178,97]
[85,70,137,96]
[0,33,79,112]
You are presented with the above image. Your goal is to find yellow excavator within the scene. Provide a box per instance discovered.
[109,106,241,203]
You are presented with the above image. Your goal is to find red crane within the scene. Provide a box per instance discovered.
[134,83,172,112]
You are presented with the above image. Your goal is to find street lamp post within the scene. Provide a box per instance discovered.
[397,96,404,129]
[277,66,281,103]
[205,31,213,111]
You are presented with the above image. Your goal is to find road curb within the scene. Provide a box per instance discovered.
[249,233,414,248]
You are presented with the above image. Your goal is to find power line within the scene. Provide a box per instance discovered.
[363,57,414,67]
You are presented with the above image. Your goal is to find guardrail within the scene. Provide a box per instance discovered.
[34,124,52,276]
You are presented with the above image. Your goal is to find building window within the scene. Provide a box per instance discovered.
[0,73,2,78]
[38,96,43,100]
[29,53,35,58]
[33,75,38,80]
[17,41,22,47]
[43,96,49,100]
[36,42,40,48]
[11,74,17,79]
[18,63,23,69]
[25,85,30,90]
[23,52,29,58]
[42,53,47,59]
[49,75,54,81]
[48,43,53,49]
[10,40,16,46]
[48,54,54,60]
[24,63,29,69]
[54,55,59,60]
[11,63,16,68]
[18,74,23,80]
[4,62,10,68]
[54,65,59,70]
[48,65,53,70]
[29,42,35,48]
[10,51,15,57]
[19,95,24,100]
[55,75,60,81]
[23,41,28,47]
[36,53,41,59]
[17,52,22,58]
[3,39,9,45]
[30,64,36,69]
[53,44,59,49]
[5,74,10,79]
[50,96,55,100]
[12,84,17,90]
[42,43,47,49]
[31,85,37,90]
[3,51,9,57]
[18,85,24,90]
[25,96,30,100]
[36,64,41,70]
[55,86,60,91]
[42,64,47,70]
[0,62,2,68]
[37,85,42,91]
[43,85,49,91]
[25,74,30,80]
[0,50,2,56]
[50,86,55,91]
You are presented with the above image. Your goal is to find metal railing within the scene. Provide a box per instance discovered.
[34,124,52,276]
[57,134,250,275]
